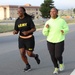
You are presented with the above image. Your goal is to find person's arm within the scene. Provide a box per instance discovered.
[22,18,36,35]
[13,20,19,35]
[13,30,18,35]
[22,28,36,35]
[61,20,69,35]
[42,22,50,36]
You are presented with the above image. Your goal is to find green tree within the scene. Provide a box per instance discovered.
[40,0,54,18]
[73,8,75,14]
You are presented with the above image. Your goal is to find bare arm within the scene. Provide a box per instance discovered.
[22,27,36,36]
[13,30,18,35]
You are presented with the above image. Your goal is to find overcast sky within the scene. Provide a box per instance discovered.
[0,0,75,9]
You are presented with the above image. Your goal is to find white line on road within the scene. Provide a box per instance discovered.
[70,69,75,75]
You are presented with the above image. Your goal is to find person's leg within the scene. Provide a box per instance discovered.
[47,41,59,68]
[55,41,64,64]
[47,41,59,74]
[19,48,29,64]
[27,51,36,57]
[55,41,64,71]
[19,48,31,72]
[27,50,40,64]
[26,36,40,64]
[18,37,31,72]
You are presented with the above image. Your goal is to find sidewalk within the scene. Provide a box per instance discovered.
[0,28,42,37]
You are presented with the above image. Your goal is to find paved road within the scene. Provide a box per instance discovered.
[0,24,75,75]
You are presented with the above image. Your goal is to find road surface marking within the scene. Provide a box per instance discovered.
[70,69,75,75]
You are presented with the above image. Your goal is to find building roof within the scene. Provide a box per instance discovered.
[0,5,40,8]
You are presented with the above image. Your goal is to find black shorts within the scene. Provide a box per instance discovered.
[18,36,35,51]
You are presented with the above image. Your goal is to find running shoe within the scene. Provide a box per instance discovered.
[53,68,59,74]
[24,64,31,72]
[59,64,65,71]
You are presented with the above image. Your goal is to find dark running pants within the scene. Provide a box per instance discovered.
[47,41,64,68]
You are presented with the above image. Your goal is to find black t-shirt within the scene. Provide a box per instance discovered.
[14,16,35,36]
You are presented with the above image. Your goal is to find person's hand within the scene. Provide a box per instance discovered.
[22,31,29,35]
[61,30,64,34]
[13,30,18,35]
[46,24,49,28]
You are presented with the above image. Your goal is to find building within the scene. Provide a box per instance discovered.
[0,4,41,20]
[58,9,75,18]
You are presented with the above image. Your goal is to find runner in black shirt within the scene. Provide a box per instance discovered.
[13,7,40,72]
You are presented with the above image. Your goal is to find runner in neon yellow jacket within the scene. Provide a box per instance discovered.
[42,8,69,74]
[42,17,69,43]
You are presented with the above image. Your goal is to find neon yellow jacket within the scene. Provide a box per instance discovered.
[42,17,69,43]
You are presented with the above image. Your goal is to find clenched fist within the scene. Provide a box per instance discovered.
[13,30,18,35]
[46,24,49,28]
